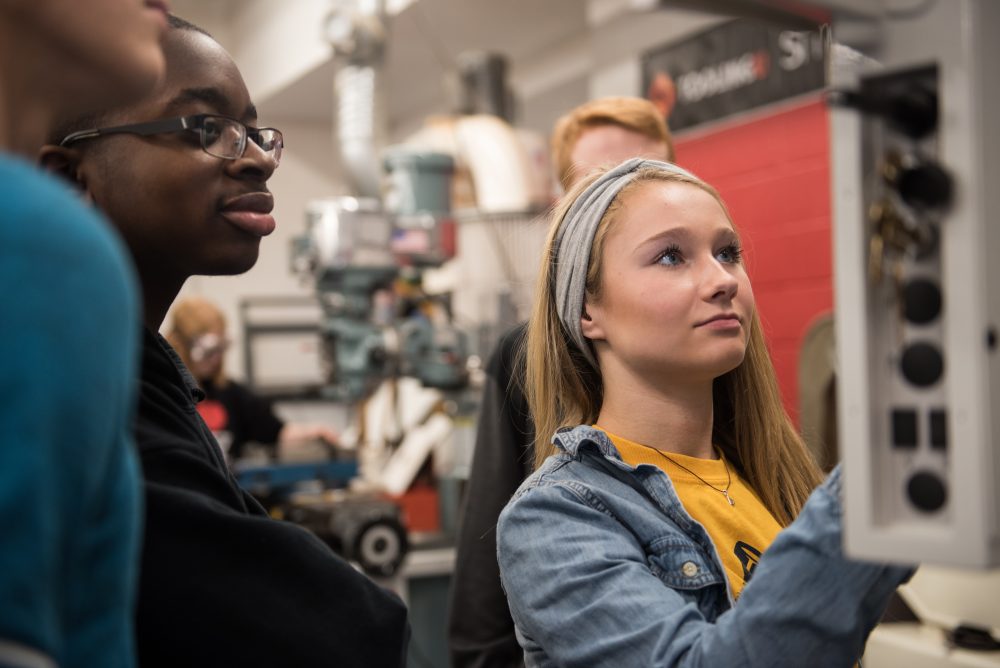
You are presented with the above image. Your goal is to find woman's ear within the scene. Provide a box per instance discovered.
[580,298,606,342]
[38,145,92,201]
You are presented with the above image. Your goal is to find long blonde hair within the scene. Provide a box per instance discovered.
[525,166,822,525]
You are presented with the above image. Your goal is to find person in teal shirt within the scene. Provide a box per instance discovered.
[0,2,167,666]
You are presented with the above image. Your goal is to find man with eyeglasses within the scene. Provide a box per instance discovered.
[41,15,409,668]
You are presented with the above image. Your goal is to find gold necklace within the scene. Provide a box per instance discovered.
[646,445,736,507]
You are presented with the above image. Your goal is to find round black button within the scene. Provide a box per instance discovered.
[897,163,953,209]
[907,470,947,513]
[886,85,938,139]
[903,279,942,324]
[900,342,944,387]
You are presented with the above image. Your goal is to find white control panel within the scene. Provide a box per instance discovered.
[831,0,1000,567]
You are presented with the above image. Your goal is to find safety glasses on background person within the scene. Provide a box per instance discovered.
[189,332,231,363]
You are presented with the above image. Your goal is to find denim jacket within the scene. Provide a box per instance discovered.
[496,426,913,667]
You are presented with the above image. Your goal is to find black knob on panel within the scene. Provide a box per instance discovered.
[897,163,953,209]
[827,76,938,138]
[886,84,938,139]
[903,279,942,324]
[900,342,944,387]
[907,470,947,513]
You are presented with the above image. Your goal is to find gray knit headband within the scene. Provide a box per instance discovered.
[552,157,699,371]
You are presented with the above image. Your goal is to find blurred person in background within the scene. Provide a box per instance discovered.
[449,96,674,668]
[0,1,166,666]
[167,296,339,462]
[41,15,408,667]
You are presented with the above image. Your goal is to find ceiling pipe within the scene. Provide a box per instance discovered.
[324,0,389,199]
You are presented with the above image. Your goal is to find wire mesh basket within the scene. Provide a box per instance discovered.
[447,208,551,359]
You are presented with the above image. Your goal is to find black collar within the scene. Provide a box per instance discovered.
[142,328,206,403]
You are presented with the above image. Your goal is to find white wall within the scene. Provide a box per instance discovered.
[169,1,233,46]
[226,0,333,102]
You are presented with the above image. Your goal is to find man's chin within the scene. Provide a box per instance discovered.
[204,251,260,277]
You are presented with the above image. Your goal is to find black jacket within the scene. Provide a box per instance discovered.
[199,378,284,459]
[134,330,409,667]
[448,324,533,668]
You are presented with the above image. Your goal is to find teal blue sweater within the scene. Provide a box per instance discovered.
[0,155,141,668]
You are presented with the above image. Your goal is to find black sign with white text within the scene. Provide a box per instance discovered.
[642,19,827,132]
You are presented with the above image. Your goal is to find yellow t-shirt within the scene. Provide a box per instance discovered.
[600,428,782,600]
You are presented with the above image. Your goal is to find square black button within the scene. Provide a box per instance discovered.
[891,409,918,448]
[930,409,947,450]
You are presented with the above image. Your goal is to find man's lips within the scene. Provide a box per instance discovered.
[220,192,276,237]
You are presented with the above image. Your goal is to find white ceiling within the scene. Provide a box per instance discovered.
[169,0,590,130]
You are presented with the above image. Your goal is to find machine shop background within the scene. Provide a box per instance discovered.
[163,2,1000,667]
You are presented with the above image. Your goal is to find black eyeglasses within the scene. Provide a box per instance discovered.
[59,114,284,166]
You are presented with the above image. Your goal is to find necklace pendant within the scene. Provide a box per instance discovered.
[723,490,735,506]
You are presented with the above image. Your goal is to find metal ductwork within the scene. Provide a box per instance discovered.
[325,0,389,199]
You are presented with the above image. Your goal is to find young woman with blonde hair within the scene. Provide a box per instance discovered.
[497,158,913,666]
[451,96,677,668]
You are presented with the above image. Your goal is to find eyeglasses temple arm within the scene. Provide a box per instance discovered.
[59,117,198,147]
